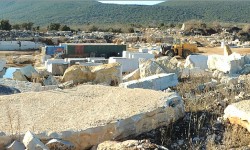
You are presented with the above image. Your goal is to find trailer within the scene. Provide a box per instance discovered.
[44,46,64,55]
[60,43,126,58]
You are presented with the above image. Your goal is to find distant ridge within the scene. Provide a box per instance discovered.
[0,0,249,26]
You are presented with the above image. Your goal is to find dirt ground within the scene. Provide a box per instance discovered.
[198,47,250,55]
[0,84,171,134]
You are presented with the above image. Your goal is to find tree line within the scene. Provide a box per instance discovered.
[0,20,71,31]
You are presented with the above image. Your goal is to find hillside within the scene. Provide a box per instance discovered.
[0,0,249,26]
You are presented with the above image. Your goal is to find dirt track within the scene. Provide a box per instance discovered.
[199,47,250,55]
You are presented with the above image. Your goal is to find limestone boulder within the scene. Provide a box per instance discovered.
[13,55,34,64]
[23,131,49,150]
[0,84,21,95]
[91,63,122,85]
[43,75,59,86]
[139,59,165,78]
[155,56,180,76]
[139,57,180,78]
[122,68,140,82]
[224,100,250,132]
[62,63,122,85]
[207,53,245,74]
[13,70,28,81]
[62,65,93,83]
[184,55,208,70]
[20,65,39,79]
[6,140,25,150]
[46,139,75,150]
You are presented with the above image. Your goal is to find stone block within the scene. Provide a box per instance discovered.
[120,73,178,90]
[184,55,208,70]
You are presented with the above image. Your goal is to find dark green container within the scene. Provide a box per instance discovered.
[65,44,126,58]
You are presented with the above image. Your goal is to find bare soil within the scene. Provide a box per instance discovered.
[199,47,250,55]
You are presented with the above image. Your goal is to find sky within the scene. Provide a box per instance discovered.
[98,1,165,5]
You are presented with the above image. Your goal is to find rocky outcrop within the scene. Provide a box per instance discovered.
[62,63,122,85]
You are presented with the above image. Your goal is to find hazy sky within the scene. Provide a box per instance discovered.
[98,1,165,5]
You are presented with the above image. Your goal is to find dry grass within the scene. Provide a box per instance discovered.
[136,75,250,149]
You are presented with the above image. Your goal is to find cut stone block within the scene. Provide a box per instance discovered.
[120,73,178,90]
[184,55,208,70]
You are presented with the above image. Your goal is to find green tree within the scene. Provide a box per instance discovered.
[61,25,71,31]
[12,24,21,30]
[89,25,98,32]
[21,22,34,30]
[48,23,61,31]
[0,20,12,30]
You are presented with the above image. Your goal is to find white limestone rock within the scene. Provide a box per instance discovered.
[120,73,178,91]
[23,131,49,150]
[6,140,25,150]
[184,55,208,70]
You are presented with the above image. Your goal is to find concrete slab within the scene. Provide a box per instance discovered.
[0,85,184,149]
[120,73,178,90]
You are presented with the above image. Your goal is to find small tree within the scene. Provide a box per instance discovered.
[21,22,34,30]
[0,20,12,30]
[12,24,21,30]
[61,25,71,31]
[48,23,61,31]
[89,25,98,32]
